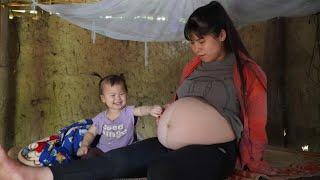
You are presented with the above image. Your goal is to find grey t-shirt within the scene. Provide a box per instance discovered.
[177,53,243,141]
[92,106,135,152]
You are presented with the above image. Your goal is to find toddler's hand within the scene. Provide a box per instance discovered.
[77,146,89,156]
[150,105,163,118]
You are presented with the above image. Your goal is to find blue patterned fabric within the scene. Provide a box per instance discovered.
[38,119,93,166]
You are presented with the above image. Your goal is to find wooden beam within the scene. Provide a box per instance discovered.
[0,3,9,148]
[1,0,99,7]
[264,17,287,147]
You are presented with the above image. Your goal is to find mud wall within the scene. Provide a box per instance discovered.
[9,12,192,147]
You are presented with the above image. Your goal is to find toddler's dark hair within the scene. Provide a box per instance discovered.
[92,73,128,95]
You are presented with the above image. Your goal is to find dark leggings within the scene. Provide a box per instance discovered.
[81,147,104,159]
[50,137,237,180]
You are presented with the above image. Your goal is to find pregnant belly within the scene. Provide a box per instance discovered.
[157,97,235,150]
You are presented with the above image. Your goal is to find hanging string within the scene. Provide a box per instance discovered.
[91,21,96,44]
[31,0,36,11]
[144,41,148,67]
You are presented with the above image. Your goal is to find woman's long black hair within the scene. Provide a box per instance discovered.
[184,1,248,103]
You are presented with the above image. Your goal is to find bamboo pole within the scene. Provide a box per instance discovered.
[0,3,9,147]
[0,0,100,7]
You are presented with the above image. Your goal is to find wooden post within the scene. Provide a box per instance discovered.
[264,18,287,147]
[0,3,9,147]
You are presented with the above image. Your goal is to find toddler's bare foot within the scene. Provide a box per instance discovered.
[0,146,24,180]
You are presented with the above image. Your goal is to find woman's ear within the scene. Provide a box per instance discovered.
[218,29,227,42]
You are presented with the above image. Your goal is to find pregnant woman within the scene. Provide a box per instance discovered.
[0,1,276,180]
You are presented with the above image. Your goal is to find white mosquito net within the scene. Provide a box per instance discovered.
[33,0,320,42]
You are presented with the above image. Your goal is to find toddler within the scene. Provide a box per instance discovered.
[77,74,162,158]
